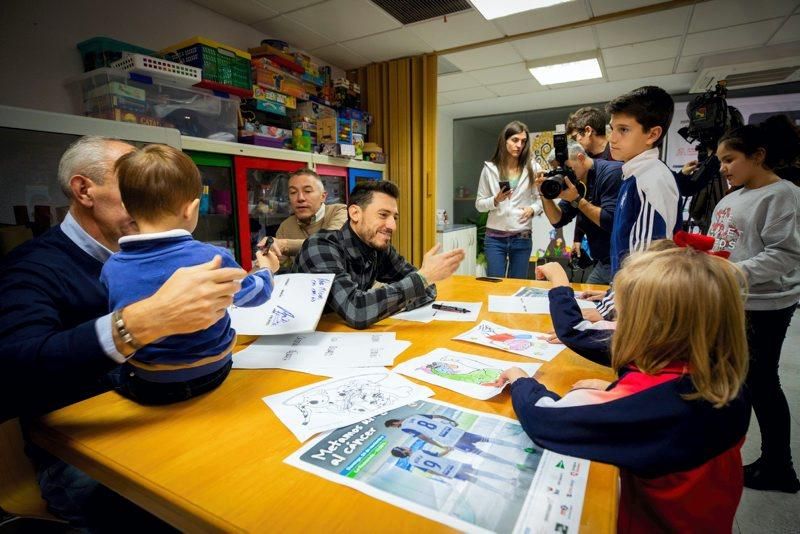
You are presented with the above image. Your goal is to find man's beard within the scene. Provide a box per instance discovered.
[364,226,392,251]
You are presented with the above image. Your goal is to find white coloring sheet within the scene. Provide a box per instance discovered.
[263,371,434,441]
[393,349,541,400]
[229,273,335,335]
[453,320,566,362]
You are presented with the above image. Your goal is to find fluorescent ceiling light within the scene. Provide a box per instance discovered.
[528,58,603,85]
[470,0,575,20]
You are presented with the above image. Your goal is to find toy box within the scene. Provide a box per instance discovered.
[293,101,336,121]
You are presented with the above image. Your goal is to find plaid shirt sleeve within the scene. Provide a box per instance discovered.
[295,235,436,330]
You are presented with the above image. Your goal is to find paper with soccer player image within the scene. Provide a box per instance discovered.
[393,349,541,400]
[285,399,589,533]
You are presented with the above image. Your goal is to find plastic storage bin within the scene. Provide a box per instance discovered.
[109,53,202,87]
[77,37,155,72]
[69,68,239,141]
[160,37,252,98]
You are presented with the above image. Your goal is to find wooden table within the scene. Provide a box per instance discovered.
[31,276,618,533]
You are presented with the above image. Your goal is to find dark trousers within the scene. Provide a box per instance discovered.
[114,360,232,406]
[745,304,797,468]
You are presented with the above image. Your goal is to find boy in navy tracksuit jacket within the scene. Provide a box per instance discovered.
[101,145,279,404]
[487,247,751,533]
[543,87,683,361]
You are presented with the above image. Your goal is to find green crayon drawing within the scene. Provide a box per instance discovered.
[420,357,502,385]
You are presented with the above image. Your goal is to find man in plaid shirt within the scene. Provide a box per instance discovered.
[293,181,465,329]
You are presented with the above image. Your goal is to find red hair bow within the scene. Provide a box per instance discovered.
[673,231,730,259]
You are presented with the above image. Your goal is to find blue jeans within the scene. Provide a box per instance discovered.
[586,259,612,285]
[485,234,532,279]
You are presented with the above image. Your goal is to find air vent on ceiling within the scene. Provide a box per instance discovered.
[438,56,461,75]
[690,43,800,93]
[371,0,472,25]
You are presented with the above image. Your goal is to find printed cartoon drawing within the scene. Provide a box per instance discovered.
[284,374,413,425]
[420,356,502,385]
[469,322,548,356]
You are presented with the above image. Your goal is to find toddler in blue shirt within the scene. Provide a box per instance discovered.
[101,144,278,404]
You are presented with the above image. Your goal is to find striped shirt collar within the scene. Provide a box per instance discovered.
[60,211,114,264]
[621,148,660,180]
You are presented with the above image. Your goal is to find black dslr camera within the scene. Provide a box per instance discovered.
[540,124,584,200]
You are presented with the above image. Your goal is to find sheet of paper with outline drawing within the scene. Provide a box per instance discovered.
[452,320,566,361]
[263,371,434,442]
[393,348,541,400]
[233,338,410,371]
[512,287,550,298]
[489,295,596,314]
[229,273,335,335]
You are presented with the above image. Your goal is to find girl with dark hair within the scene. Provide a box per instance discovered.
[475,121,542,279]
[708,114,800,493]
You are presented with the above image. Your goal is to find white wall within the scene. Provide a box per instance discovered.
[0,0,343,114]
[436,109,453,220]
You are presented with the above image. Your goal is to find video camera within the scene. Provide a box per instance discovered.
[678,81,744,163]
[540,124,584,200]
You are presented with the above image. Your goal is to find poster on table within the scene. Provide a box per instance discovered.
[229,273,334,335]
[285,399,589,533]
[393,349,541,400]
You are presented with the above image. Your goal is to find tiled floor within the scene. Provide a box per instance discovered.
[734,308,800,533]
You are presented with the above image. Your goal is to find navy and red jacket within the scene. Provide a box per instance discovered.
[548,285,612,366]
[510,362,750,533]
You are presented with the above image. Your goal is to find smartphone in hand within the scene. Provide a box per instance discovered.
[499,181,510,192]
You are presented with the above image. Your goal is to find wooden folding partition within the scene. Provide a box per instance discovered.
[352,54,437,266]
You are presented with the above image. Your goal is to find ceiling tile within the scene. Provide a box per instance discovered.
[602,36,681,67]
[342,28,433,62]
[284,0,401,42]
[511,27,596,61]
[589,0,664,16]
[252,15,334,50]
[437,92,455,105]
[441,43,523,71]
[606,58,674,81]
[675,54,704,73]
[768,14,800,45]
[309,43,371,70]
[406,10,503,51]
[485,78,546,97]
[595,7,690,47]
[252,0,321,14]
[689,0,796,32]
[438,86,498,104]
[191,0,277,24]
[437,72,481,92]
[467,62,531,85]
[492,1,590,36]
[682,19,785,56]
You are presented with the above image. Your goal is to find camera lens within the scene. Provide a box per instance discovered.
[541,174,565,200]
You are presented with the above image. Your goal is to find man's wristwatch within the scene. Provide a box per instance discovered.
[569,195,583,209]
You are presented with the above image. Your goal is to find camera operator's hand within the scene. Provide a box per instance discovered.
[533,171,546,193]
[493,187,512,206]
[680,160,699,176]
[558,177,581,202]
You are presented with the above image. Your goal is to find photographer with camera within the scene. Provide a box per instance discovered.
[475,121,542,279]
[567,107,615,162]
[535,133,622,284]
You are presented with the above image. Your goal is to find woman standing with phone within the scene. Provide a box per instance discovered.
[475,121,541,279]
